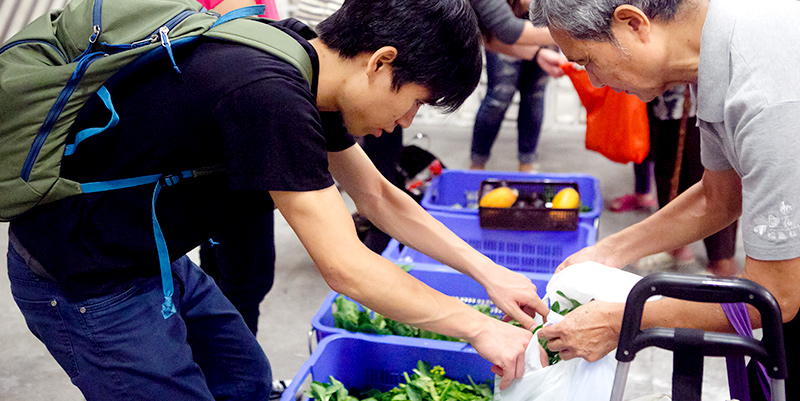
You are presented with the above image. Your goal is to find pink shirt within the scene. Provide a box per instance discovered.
[196,0,279,19]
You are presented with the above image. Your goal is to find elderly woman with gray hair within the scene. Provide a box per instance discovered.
[529,0,800,399]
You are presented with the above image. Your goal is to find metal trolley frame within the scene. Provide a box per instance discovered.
[609,273,787,401]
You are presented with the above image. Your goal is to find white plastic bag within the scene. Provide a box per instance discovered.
[495,262,646,401]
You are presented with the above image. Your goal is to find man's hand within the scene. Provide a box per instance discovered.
[537,301,623,362]
[536,48,568,78]
[468,316,533,390]
[481,266,550,329]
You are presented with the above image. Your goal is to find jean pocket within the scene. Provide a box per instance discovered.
[13,297,79,378]
[81,282,143,314]
[78,277,166,336]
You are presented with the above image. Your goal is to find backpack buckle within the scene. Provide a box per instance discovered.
[159,174,182,187]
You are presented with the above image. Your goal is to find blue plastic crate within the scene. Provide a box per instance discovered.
[421,169,602,225]
[383,212,596,274]
[282,334,494,401]
[311,266,551,344]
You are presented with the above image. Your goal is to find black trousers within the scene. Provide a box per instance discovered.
[199,195,276,335]
[649,116,737,262]
[359,126,404,253]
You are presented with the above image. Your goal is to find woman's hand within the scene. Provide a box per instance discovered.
[536,48,568,78]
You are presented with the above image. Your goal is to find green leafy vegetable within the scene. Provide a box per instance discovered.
[309,377,359,401]
[534,291,583,365]
[309,361,492,401]
[332,296,495,342]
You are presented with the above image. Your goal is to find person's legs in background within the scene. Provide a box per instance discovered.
[609,102,658,213]
[652,116,739,275]
[608,151,658,212]
[703,223,739,276]
[359,126,404,253]
[200,193,276,335]
[471,51,522,171]
[515,57,548,173]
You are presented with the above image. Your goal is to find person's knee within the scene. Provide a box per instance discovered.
[485,84,516,106]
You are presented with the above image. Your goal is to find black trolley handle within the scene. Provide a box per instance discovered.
[609,272,787,401]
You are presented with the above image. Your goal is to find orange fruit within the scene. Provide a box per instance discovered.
[551,187,580,209]
[479,187,519,208]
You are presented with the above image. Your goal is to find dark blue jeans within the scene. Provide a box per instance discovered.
[471,50,548,166]
[8,240,271,401]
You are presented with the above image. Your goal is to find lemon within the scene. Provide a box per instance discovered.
[479,187,519,208]
[551,187,580,209]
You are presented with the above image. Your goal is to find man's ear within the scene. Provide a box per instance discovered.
[612,5,651,42]
[367,46,398,76]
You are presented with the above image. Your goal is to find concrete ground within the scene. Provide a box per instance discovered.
[0,78,744,400]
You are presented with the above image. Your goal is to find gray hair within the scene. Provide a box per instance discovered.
[529,0,686,42]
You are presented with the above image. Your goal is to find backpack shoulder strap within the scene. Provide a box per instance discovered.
[202,18,313,86]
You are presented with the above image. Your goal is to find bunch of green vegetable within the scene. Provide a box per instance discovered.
[332,296,494,342]
[533,291,582,365]
[308,361,492,401]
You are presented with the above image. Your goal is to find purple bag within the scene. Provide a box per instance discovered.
[722,302,770,401]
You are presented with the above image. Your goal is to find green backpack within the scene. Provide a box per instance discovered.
[0,0,312,318]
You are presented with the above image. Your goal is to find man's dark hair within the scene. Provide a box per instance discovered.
[316,0,482,113]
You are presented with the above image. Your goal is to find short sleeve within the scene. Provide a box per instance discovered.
[212,74,335,192]
[698,120,732,172]
[735,102,800,260]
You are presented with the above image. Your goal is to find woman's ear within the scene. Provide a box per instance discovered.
[612,5,651,42]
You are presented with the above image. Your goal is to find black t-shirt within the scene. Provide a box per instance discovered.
[10,19,355,295]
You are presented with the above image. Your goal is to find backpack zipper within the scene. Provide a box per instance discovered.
[103,10,201,51]
[20,51,106,181]
[0,39,68,63]
[19,9,204,181]
[157,26,181,74]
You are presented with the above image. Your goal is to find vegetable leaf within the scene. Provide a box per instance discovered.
[307,361,492,401]
[331,296,495,342]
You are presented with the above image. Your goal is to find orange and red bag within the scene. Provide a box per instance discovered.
[561,63,649,164]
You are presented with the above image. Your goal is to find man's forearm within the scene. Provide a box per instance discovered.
[364,182,498,281]
[602,173,741,266]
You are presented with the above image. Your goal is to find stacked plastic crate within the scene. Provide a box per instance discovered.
[290,169,601,401]
[295,265,515,401]
[390,169,601,274]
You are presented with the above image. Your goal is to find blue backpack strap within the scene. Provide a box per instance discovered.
[150,170,194,319]
[67,6,266,158]
[80,165,224,319]
[211,5,266,29]
[66,4,267,320]
[64,86,119,156]
[21,51,106,182]
[80,174,161,193]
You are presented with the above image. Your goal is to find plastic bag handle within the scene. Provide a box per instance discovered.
[615,272,787,380]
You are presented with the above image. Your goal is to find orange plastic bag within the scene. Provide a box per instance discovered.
[561,64,649,164]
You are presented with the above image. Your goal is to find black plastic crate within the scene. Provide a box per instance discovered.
[478,180,579,231]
